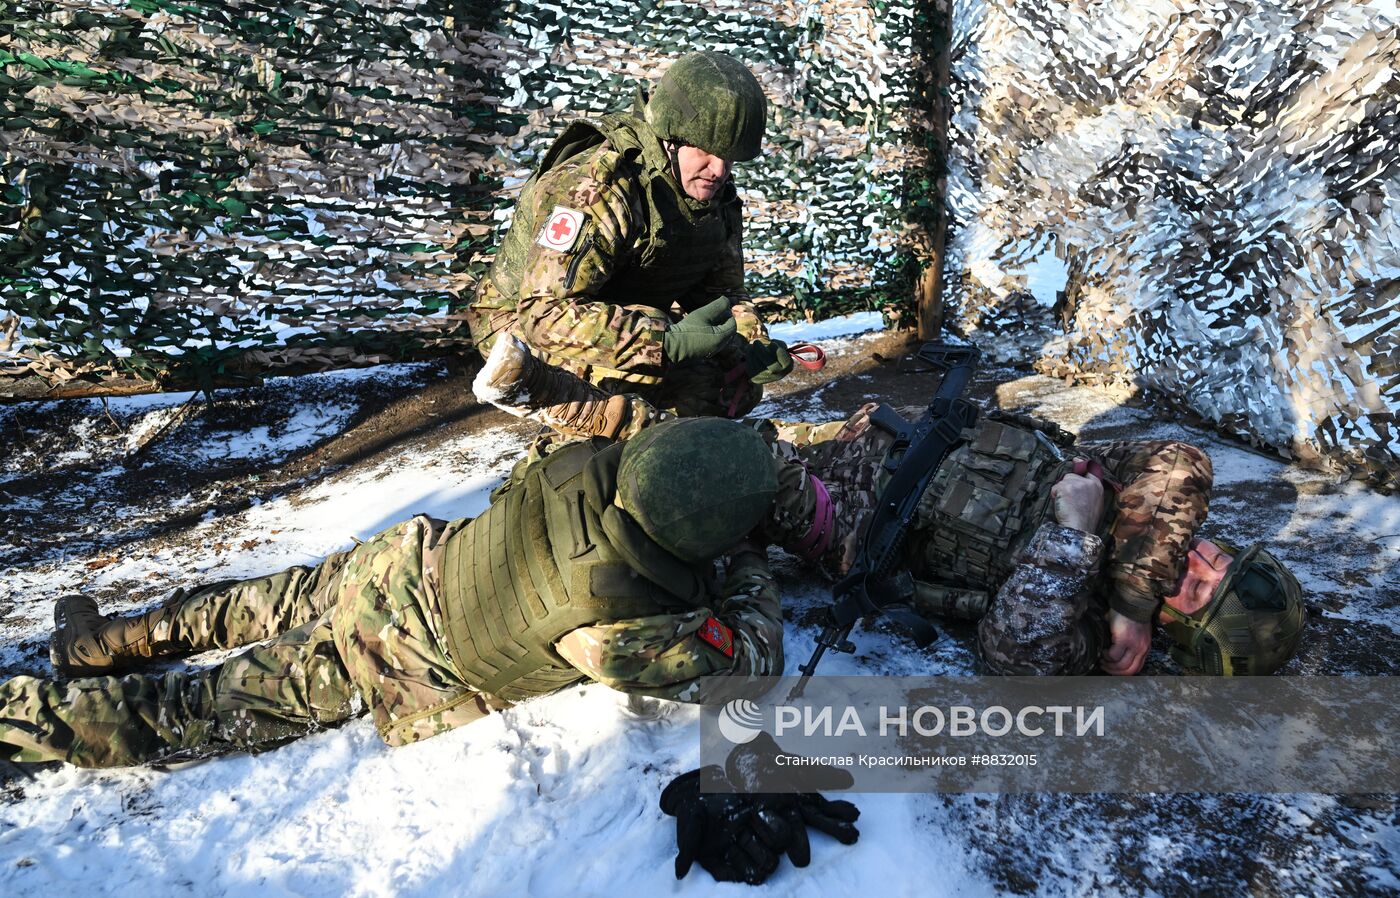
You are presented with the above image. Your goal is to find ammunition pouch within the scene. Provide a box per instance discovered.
[904,411,1080,617]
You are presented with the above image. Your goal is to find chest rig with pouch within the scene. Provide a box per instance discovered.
[590,115,740,311]
[902,410,1082,621]
[437,439,714,702]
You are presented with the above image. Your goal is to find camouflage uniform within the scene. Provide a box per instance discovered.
[751,403,1213,676]
[467,113,772,419]
[1,459,782,768]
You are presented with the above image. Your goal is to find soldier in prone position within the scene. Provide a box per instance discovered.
[1,420,786,768]
[467,51,795,438]
[476,342,1308,678]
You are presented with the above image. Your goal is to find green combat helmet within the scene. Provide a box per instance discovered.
[1160,543,1306,675]
[645,52,767,162]
[617,418,777,562]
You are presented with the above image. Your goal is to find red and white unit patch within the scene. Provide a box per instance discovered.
[537,205,586,252]
[697,617,735,657]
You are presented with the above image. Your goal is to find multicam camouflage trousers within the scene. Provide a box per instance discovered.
[0,516,496,768]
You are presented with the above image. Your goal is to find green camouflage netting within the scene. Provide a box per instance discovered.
[1,0,937,392]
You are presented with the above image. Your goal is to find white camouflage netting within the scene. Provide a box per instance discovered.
[945,0,1400,488]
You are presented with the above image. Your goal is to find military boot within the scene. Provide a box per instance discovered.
[50,594,178,677]
[474,333,667,440]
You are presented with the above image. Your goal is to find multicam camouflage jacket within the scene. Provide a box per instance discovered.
[467,114,770,387]
[555,542,783,703]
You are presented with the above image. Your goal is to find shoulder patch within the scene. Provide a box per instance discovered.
[538,205,587,252]
[697,617,735,657]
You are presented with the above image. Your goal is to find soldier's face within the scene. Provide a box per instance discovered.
[676,144,732,201]
[1161,538,1232,618]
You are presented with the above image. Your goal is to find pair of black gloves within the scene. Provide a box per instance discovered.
[662,297,795,385]
[659,733,861,886]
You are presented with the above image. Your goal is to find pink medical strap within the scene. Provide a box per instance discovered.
[796,474,835,561]
[789,343,827,370]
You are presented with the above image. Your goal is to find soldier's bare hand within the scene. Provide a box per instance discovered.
[1101,610,1151,675]
[1050,470,1104,533]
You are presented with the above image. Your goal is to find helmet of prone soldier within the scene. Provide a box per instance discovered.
[616,417,777,562]
[1159,542,1305,676]
[645,51,767,162]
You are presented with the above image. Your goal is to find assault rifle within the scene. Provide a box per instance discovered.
[787,343,981,701]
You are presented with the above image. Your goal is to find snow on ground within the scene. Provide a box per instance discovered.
[767,311,885,344]
[1,325,1398,897]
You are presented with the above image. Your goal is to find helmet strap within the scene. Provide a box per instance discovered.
[662,138,685,185]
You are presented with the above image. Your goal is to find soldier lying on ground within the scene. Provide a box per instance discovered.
[466,50,796,426]
[0,416,866,884]
[0,357,1307,890]
[0,419,792,768]
[477,334,1307,678]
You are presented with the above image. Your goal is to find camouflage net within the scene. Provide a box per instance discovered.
[15,1,1384,488]
[0,0,933,393]
[944,0,1400,489]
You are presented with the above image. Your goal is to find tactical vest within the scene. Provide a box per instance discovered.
[904,411,1085,620]
[437,439,715,702]
[485,113,739,313]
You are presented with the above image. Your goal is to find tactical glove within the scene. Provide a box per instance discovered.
[663,297,738,364]
[744,339,795,385]
[659,734,860,885]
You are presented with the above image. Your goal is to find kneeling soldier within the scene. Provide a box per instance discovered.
[467,50,794,426]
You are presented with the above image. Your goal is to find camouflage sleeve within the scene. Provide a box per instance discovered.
[1080,440,1213,623]
[751,404,889,574]
[746,416,851,451]
[553,543,783,703]
[736,405,891,576]
[731,300,772,343]
[758,448,825,558]
[514,152,671,376]
[976,522,1106,676]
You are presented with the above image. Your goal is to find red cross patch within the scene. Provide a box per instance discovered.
[697,617,734,657]
[537,205,585,252]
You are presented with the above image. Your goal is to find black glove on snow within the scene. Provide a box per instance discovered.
[659,734,860,885]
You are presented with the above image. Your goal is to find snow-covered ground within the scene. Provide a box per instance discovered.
[767,311,886,344]
[1,319,1397,897]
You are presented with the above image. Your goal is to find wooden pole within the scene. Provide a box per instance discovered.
[916,0,953,342]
